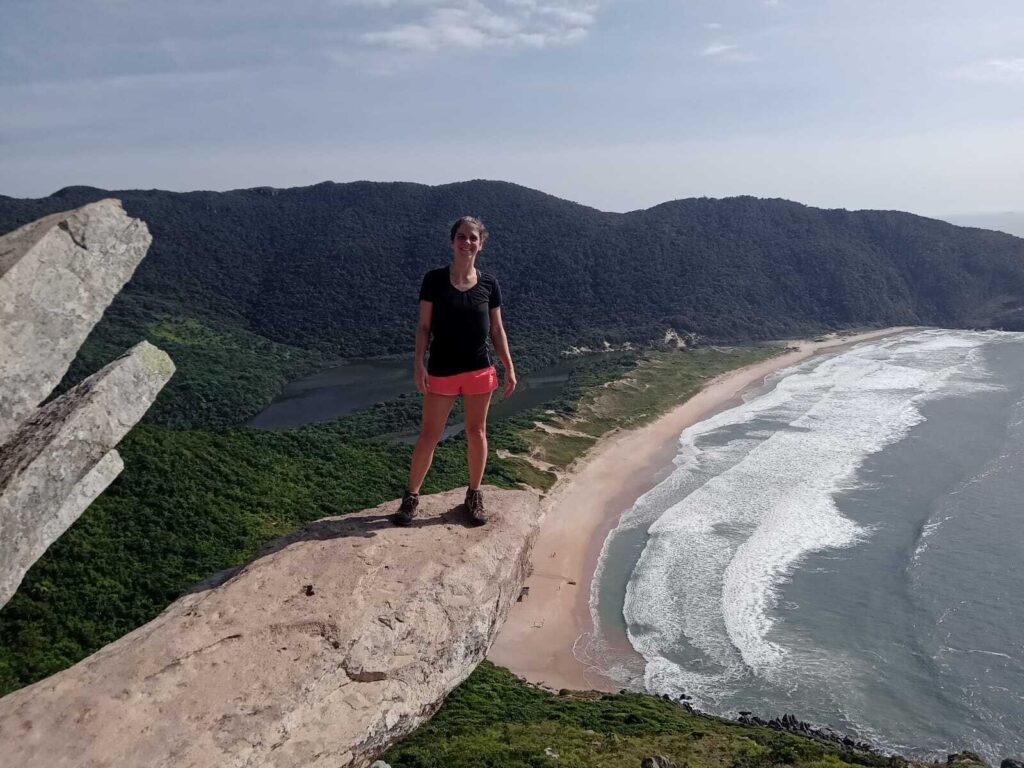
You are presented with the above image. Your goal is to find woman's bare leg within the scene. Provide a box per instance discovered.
[408,392,457,493]
[463,392,493,490]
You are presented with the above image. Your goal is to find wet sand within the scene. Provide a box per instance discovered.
[487,328,915,692]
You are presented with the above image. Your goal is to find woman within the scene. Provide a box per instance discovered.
[394,216,516,526]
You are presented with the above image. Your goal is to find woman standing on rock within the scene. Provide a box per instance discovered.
[394,216,516,526]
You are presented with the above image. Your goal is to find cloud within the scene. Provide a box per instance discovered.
[699,41,756,62]
[360,0,598,52]
[953,57,1024,83]
[700,42,737,57]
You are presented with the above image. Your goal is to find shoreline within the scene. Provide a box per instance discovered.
[487,326,917,692]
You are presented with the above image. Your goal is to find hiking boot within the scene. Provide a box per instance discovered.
[393,491,419,526]
[465,488,488,525]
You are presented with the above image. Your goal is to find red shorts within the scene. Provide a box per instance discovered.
[426,366,498,397]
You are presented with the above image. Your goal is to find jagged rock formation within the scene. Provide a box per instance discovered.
[0,341,173,606]
[0,199,153,444]
[0,487,542,768]
[736,711,878,753]
[947,753,990,768]
[0,200,172,607]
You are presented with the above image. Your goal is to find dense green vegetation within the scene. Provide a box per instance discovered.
[4,181,1024,427]
[381,662,917,768]
[51,293,333,428]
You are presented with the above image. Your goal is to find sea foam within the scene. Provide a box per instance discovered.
[614,330,1003,706]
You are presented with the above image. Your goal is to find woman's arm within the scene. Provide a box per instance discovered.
[414,300,432,394]
[489,307,517,397]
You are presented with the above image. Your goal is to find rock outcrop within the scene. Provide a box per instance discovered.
[736,711,878,753]
[947,754,989,768]
[0,487,542,768]
[0,199,152,444]
[641,756,677,768]
[0,341,173,606]
[0,200,172,608]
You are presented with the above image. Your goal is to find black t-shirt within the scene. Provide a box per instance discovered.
[419,267,502,376]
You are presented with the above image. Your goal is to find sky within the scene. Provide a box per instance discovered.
[2,1,1023,217]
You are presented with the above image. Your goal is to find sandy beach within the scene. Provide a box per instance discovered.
[487,327,915,692]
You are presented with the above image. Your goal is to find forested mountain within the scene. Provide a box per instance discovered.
[3,180,1022,426]
[946,211,1024,239]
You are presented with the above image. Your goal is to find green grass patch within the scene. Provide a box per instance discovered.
[381,662,915,768]
[531,431,599,469]
[574,346,781,433]
[500,456,559,492]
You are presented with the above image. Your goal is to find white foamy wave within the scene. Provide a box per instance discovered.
[912,515,949,562]
[618,329,999,703]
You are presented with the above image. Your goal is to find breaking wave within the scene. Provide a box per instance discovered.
[613,330,1005,708]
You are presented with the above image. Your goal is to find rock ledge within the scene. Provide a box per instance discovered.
[0,486,541,768]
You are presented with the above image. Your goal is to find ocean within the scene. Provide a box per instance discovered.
[590,329,1024,763]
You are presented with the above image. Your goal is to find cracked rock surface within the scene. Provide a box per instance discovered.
[0,341,174,607]
[0,486,541,768]
[0,200,171,610]
[0,199,152,445]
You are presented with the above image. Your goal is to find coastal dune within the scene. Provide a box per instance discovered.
[487,327,914,692]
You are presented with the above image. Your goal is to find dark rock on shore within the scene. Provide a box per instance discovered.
[947,752,988,768]
[734,710,877,753]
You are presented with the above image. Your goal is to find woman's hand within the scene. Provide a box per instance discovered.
[488,307,516,398]
[503,367,517,398]
[414,301,432,395]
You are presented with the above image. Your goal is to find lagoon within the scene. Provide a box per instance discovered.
[247,355,606,432]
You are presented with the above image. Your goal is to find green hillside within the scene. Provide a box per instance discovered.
[2,181,1023,427]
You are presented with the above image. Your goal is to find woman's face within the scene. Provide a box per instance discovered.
[451,222,484,261]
